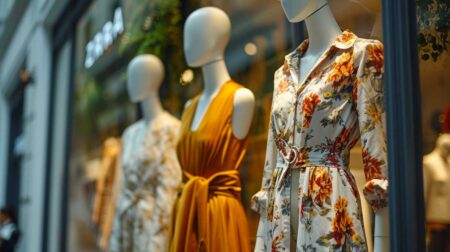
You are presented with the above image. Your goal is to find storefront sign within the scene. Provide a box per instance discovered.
[84,7,124,68]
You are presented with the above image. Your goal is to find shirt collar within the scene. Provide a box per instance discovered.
[283,30,358,80]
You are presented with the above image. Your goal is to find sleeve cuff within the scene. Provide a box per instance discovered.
[363,179,388,213]
[251,189,268,215]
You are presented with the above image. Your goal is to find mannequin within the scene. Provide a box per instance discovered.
[169,7,254,252]
[127,55,165,122]
[253,1,389,251]
[423,134,450,251]
[183,6,255,139]
[109,55,181,252]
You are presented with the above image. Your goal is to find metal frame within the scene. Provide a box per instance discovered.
[0,0,30,60]
[42,0,93,252]
[381,1,426,251]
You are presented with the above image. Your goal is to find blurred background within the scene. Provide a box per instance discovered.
[0,0,448,251]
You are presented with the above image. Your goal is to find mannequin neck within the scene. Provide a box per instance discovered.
[201,59,231,97]
[304,4,341,56]
[139,93,163,123]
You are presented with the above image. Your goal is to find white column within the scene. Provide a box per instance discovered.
[19,24,52,252]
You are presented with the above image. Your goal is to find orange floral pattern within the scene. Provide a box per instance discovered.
[252,31,388,251]
[366,43,384,77]
[331,198,355,246]
[275,79,290,94]
[302,93,321,127]
[309,168,333,206]
[327,52,355,88]
[362,148,385,180]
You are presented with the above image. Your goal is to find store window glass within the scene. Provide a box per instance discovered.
[67,0,388,251]
[67,0,291,251]
[417,1,450,251]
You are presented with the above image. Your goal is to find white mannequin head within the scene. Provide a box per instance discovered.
[436,133,450,157]
[183,7,231,67]
[281,0,328,23]
[126,54,164,103]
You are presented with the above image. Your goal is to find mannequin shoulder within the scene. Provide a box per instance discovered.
[354,37,383,49]
[353,38,384,61]
[423,152,438,167]
[184,99,193,110]
[122,121,143,137]
[160,112,181,128]
[233,87,255,109]
[231,88,255,139]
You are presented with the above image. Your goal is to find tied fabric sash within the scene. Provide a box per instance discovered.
[170,170,242,252]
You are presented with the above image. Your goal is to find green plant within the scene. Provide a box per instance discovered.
[120,0,185,87]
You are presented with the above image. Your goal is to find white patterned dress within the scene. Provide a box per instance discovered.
[109,112,182,252]
[251,31,388,251]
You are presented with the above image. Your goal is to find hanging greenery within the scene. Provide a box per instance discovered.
[120,0,185,90]
[416,0,450,61]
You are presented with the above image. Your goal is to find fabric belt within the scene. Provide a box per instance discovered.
[170,170,241,252]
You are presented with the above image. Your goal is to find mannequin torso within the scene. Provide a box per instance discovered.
[290,5,343,248]
[168,9,254,251]
[423,134,450,224]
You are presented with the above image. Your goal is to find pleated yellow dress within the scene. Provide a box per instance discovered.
[170,80,251,252]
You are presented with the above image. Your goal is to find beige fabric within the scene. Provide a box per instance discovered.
[109,112,182,252]
[92,137,122,250]
[424,151,450,224]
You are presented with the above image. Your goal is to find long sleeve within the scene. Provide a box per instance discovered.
[149,124,182,251]
[91,138,122,250]
[354,40,388,212]
[108,133,128,252]
[251,119,278,217]
[252,115,278,252]
[92,159,108,225]
[98,141,122,250]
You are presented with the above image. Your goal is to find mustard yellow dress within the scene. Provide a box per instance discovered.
[170,80,251,252]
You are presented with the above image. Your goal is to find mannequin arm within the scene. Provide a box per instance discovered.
[373,207,390,252]
[353,41,390,252]
[254,218,265,252]
[232,88,255,139]
[251,115,277,251]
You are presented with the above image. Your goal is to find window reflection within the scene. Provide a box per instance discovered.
[417,1,450,251]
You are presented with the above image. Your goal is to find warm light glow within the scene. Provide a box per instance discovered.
[244,42,258,55]
[180,69,194,85]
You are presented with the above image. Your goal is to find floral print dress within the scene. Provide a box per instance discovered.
[251,31,388,251]
[109,112,182,252]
